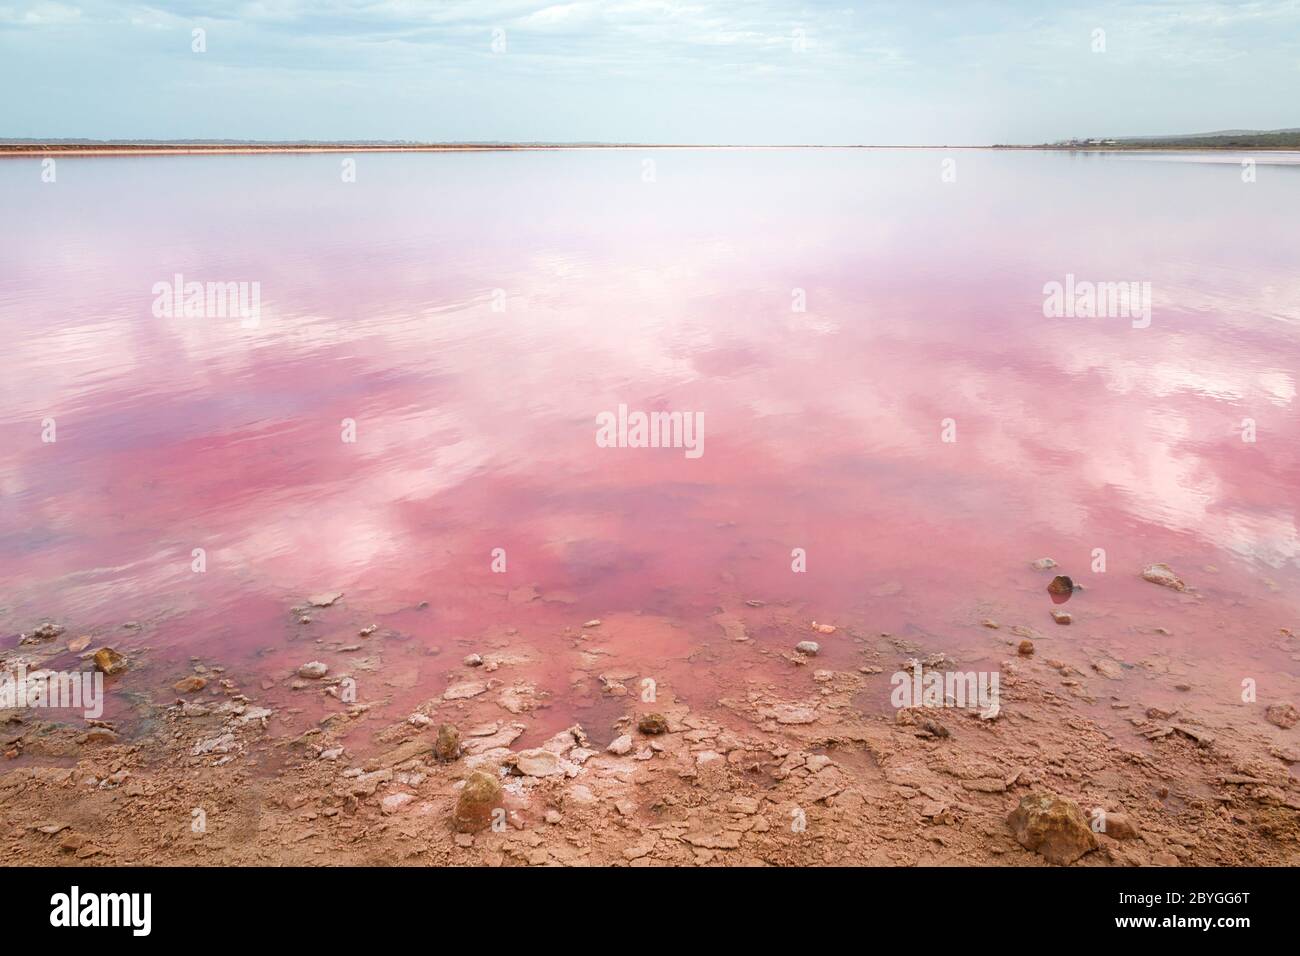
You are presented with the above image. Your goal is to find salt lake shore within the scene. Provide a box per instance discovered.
[3,575,1298,868]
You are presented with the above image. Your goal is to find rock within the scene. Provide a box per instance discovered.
[453,771,502,832]
[408,713,432,728]
[542,725,586,754]
[682,830,741,850]
[766,703,818,725]
[917,718,949,738]
[1265,703,1298,730]
[920,800,949,820]
[795,641,820,656]
[1172,724,1214,747]
[433,724,461,761]
[637,713,669,735]
[358,624,377,636]
[1091,659,1124,680]
[443,680,488,700]
[1047,575,1074,596]
[512,748,565,777]
[1050,610,1072,625]
[307,591,343,607]
[498,684,537,714]
[191,732,238,756]
[1101,811,1141,840]
[566,784,598,805]
[811,622,836,634]
[607,734,634,755]
[462,723,526,755]
[729,796,760,815]
[1030,558,1057,571]
[1141,564,1186,591]
[981,619,999,629]
[173,676,207,693]
[463,654,483,667]
[582,619,601,628]
[67,636,92,653]
[1017,639,1035,656]
[92,648,126,675]
[78,727,119,746]
[19,621,67,645]
[380,792,414,815]
[296,661,328,679]
[1007,792,1098,865]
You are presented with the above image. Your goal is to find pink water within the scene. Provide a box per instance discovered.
[2,149,1298,743]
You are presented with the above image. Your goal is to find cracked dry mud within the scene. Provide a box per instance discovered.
[4,605,1298,867]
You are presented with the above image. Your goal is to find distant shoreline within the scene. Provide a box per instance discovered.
[4,142,1300,158]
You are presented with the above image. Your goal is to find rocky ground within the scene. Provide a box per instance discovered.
[3,588,1299,867]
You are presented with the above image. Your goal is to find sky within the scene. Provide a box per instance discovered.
[1,0,1297,144]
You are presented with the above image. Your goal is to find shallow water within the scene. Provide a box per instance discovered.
[2,149,1298,740]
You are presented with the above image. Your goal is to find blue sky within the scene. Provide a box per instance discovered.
[1,0,1297,144]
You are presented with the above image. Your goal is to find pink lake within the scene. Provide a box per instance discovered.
[2,148,1298,748]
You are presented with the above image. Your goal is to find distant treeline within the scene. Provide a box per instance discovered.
[1125,131,1300,148]
[1028,129,1300,150]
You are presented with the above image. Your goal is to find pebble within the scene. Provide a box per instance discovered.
[1265,702,1298,730]
[92,648,126,675]
[453,772,502,832]
[1007,792,1098,865]
[1141,563,1186,591]
[637,713,669,735]
[380,793,414,815]
[795,641,820,655]
[297,661,329,679]
[433,724,461,761]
